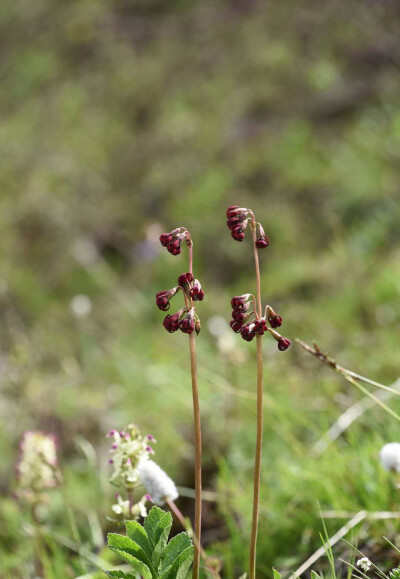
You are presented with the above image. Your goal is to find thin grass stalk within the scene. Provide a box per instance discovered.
[249,223,264,579]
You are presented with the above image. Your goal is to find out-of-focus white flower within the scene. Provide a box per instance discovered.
[357,557,372,572]
[379,443,400,472]
[111,493,148,520]
[138,459,179,506]
[107,424,155,490]
[17,431,61,503]
[70,294,92,318]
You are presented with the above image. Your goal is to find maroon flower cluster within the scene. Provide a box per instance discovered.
[229,295,290,350]
[226,206,270,248]
[156,272,204,335]
[159,228,189,256]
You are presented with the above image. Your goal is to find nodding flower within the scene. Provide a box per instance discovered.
[230,294,290,351]
[189,279,205,302]
[159,228,188,256]
[155,287,180,311]
[226,205,270,250]
[180,308,195,334]
[266,306,283,328]
[163,311,183,333]
[277,337,291,351]
[255,224,270,249]
[178,272,194,286]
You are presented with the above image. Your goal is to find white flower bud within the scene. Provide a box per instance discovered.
[138,459,179,506]
[379,443,400,472]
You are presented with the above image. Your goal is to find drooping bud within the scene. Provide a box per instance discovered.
[254,318,268,335]
[268,314,282,328]
[240,323,257,342]
[255,224,270,249]
[231,226,246,242]
[155,287,179,311]
[180,309,195,334]
[231,294,251,309]
[278,337,291,351]
[230,320,244,333]
[178,272,194,286]
[163,311,182,333]
[159,229,186,256]
[189,279,205,301]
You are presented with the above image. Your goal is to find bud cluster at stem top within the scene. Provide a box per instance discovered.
[226,206,270,249]
[229,295,290,350]
[156,263,204,335]
[159,227,191,256]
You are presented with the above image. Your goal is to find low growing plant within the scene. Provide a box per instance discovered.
[106,505,194,579]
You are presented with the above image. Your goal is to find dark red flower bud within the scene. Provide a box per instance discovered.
[268,314,282,328]
[231,295,251,309]
[160,233,173,247]
[156,291,170,311]
[232,310,247,323]
[240,323,257,341]
[255,235,270,249]
[226,206,239,217]
[278,337,291,351]
[254,318,268,335]
[189,279,204,301]
[227,214,247,230]
[178,272,194,286]
[180,316,195,334]
[163,312,181,333]
[230,320,243,333]
[231,226,245,242]
[167,241,181,256]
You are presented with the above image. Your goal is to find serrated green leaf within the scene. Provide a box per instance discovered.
[105,571,137,579]
[144,506,165,548]
[108,548,152,579]
[152,513,173,569]
[159,545,194,579]
[160,533,193,573]
[125,520,152,561]
[273,569,281,579]
[108,534,153,579]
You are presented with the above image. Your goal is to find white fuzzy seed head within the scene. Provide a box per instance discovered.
[138,459,179,506]
[379,443,400,472]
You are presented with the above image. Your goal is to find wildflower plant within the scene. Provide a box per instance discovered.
[226,206,290,579]
[107,424,156,520]
[106,506,193,579]
[156,226,204,579]
[16,431,61,514]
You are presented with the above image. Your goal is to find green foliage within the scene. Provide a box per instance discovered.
[106,507,193,579]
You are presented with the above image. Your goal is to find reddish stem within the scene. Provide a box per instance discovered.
[249,221,264,579]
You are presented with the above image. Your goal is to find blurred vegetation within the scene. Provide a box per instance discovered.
[1,0,400,577]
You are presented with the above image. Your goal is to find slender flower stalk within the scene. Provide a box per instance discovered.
[157,227,204,579]
[167,498,221,579]
[226,206,290,579]
[249,219,263,579]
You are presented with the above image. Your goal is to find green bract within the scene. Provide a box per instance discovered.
[106,506,194,579]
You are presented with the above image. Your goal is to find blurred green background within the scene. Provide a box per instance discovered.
[1,0,400,577]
